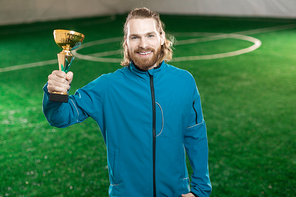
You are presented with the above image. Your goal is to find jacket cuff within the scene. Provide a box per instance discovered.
[190,191,198,197]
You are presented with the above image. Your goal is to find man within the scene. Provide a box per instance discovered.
[43,7,211,197]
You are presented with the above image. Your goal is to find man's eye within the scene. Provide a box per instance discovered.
[148,34,155,37]
[131,37,138,40]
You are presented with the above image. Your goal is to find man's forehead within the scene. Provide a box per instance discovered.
[127,18,158,35]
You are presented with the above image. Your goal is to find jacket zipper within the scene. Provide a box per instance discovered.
[149,74,156,197]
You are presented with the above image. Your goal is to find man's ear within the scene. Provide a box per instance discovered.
[160,32,165,45]
[124,36,127,46]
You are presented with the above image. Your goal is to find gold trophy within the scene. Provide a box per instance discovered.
[49,29,85,102]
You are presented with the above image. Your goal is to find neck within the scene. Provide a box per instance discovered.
[133,61,162,71]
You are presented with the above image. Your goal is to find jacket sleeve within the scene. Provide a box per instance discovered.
[42,83,90,128]
[184,85,212,197]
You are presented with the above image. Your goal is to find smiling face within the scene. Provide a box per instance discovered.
[125,18,165,70]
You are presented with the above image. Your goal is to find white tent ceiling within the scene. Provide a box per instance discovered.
[0,0,295,25]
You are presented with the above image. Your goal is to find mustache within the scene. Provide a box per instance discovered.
[135,47,155,53]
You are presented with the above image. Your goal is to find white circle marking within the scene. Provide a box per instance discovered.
[72,32,261,63]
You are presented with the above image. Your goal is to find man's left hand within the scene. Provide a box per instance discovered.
[182,193,195,197]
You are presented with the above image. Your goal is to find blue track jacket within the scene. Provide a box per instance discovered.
[43,61,212,197]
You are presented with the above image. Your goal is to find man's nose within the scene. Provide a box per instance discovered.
[139,38,148,49]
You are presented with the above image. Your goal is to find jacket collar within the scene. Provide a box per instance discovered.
[129,61,166,77]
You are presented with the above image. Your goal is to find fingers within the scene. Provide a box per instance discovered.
[66,71,74,84]
[47,70,72,93]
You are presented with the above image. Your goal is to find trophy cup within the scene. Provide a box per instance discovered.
[49,29,85,103]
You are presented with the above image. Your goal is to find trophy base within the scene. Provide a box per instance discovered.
[49,93,68,103]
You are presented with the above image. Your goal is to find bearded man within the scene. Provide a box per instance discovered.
[43,7,212,197]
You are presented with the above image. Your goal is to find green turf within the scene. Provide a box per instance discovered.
[0,14,295,196]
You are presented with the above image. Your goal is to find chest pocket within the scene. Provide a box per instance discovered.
[155,102,164,137]
[155,97,188,138]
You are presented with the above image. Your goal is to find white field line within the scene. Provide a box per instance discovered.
[0,60,57,72]
[1,24,295,73]
[89,49,122,57]
[71,37,122,63]
[236,23,296,35]
[172,33,262,61]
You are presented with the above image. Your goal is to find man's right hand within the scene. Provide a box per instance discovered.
[47,70,73,93]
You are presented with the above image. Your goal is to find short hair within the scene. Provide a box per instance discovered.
[121,7,174,67]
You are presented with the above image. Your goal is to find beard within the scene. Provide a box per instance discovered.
[128,46,162,71]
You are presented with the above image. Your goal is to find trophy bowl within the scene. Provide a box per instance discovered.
[53,29,85,51]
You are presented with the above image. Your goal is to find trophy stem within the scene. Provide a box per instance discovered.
[58,50,75,73]
[49,50,74,103]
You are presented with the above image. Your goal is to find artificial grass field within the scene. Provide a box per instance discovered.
[0,13,296,196]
